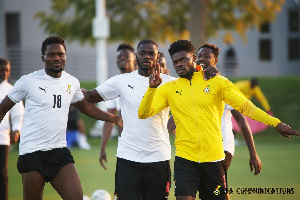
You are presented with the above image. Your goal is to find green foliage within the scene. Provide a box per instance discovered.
[34,0,284,44]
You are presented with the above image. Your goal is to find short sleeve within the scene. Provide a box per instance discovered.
[71,80,84,104]
[96,75,120,101]
[7,76,28,103]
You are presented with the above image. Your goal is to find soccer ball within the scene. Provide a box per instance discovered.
[91,189,111,200]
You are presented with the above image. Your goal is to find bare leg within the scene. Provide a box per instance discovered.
[22,171,45,200]
[50,163,83,200]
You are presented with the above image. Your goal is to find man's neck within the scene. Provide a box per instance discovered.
[138,68,152,77]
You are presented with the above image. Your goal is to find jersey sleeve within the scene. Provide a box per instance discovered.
[10,101,24,131]
[7,76,29,103]
[222,79,280,127]
[254,86,271,112]
[138,84,169,119]
[96,75,120,101]
[71,79,84,104]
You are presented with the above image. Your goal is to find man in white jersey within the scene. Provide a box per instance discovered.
[83,39,174,199]
[0,36,122,200]
[100,43,136,170]
[0,58,24,200]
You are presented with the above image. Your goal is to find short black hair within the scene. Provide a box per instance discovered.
[198,43,220,58]
[158,51,165,58]
[168,40,195,56]
[250,77,258,88]
[41,35,66,55]
[137,39,158,50]
[117,43,134,53]
[0,58,9,66]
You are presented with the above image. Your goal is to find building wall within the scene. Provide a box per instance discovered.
[1,0,299,82]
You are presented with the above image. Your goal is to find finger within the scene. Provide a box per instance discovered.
[250,164,253,173]
[156,62,161,74]
[254,165,260,175]
[100,159,107,170]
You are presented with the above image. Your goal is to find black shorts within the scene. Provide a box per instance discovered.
[174,156,227,200]
[114,158,171,200]
[17,147,75,182]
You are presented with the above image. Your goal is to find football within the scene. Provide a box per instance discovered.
[91,189,111,200]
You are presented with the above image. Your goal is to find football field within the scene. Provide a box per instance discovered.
[7,132,300,200]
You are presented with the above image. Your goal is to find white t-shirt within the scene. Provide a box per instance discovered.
[221,103,235,155]
[105,97,120,111]
[8,69,84,155]
[0,80,24,145]
[96,70,175,163]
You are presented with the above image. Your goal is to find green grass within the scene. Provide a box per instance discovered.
[7,76,300,199]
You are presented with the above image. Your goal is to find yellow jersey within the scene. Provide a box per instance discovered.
[138,72,280,163]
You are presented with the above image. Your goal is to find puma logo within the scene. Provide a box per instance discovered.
[39,87,47,93]
[128,85,134,89]
[176,90,182,95]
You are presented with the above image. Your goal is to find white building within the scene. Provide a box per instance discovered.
[0,0,299,81]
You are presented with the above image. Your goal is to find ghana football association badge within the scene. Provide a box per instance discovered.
[66,85,72,94]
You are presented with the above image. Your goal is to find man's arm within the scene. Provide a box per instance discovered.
[9,101,24,144]
[81,88,104,103]
[167,116,176,134]
[254,86,271,112]
[0,96,16,123]
[100,108,117,170]
[74,98,122,127]
[223,82,300,137]
[231,109,262,175]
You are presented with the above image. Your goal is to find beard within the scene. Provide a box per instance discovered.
[48,67,64,73]
[178,63,195,79]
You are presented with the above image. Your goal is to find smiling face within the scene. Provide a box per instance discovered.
[41,43,66,78]
[117,49,135,73]
[171,50,196,80]
[196,47,218,69]
[136,43,158,75]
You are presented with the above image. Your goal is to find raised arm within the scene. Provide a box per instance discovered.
[231,109,262,175]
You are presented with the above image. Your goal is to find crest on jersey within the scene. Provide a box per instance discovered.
[66,85,72,94]
[203,85,211,94]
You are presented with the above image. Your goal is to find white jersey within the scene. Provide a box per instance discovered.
[0,80,24,145]
[96,70,175,163]
[105,97,120,111]
[8,69,84,155]
[221,103,235,155]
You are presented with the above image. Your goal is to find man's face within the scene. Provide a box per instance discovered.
[158,57,167,74]
[196,47,217,69]
[42,43,66,74]
[117,49,135,73]
[0,64,10,82]
[171,51,195,78]
[136,43,158,71]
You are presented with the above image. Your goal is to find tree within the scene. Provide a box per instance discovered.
[34,0,284,45]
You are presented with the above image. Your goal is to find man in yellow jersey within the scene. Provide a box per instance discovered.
[138,40,300,200]
[235,78,272,113]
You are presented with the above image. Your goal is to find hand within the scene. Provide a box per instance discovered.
[249,154,262,175]
[276,122,300,138]
[149,62,162,88]
[114,116,123,128]
[99,149,107,170]
[203,65,220,80]
[10,130,20,144]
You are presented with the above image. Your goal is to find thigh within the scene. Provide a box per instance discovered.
[224,151,233,171]
[50,163,83,200]
[198,161,227,200]
[0,145,9,176]
[142,160,171,200]
[22,171,45,200]
[174,156,200,198]
[115,158,141,200]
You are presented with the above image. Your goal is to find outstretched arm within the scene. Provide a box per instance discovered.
[74,98,122,127]
[231,109,262,175]
[81,88,104,103]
